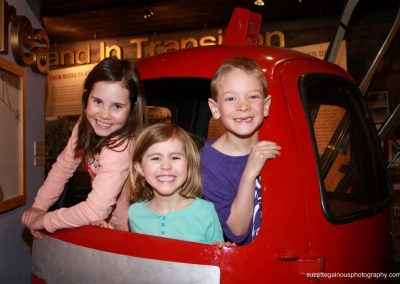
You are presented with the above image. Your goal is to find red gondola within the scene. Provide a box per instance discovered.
[32,7,393,283]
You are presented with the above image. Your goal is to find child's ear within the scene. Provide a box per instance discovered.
[263,95,272,117]
[134,162,144,176]
[208,98,221,119]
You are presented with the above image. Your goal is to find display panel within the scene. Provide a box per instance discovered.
[0,57,26,213]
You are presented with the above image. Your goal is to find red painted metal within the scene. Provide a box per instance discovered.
[32,274,46,284]
[32,7,391,283]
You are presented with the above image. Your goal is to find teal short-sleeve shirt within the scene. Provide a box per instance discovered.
[128,198,224,244]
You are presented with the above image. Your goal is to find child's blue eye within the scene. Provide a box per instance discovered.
[249,94,261,100]
[171,156,181,160]
[150,157,160,161]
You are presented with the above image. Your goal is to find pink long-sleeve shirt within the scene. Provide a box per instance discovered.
[32,123,133,233]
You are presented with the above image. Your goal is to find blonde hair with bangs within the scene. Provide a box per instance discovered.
[129,122,202,203]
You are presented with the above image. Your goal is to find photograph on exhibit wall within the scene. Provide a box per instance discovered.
[0,57,26,213]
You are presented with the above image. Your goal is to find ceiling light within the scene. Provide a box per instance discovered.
[144,6,154,19]
[254,0,265,6]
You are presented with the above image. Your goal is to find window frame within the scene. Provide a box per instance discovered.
[298,73,391,224]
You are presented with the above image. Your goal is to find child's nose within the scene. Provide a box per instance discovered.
[160,159,172,169]
[100,107,111,119]
[237,99,250,111]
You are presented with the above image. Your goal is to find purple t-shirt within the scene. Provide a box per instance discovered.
[200,141,262,244]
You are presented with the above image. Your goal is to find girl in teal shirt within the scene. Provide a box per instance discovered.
[128,122,224,245]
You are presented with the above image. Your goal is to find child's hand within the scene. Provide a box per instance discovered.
[21,207,46,239]
[245,140,281,179]
[89,220,114,229]
[29,213,46,239]
[212,241,237,249]
[21,207,45,227]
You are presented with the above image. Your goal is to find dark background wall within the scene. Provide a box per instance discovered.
[0,1,46,283]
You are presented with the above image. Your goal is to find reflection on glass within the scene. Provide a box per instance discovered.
[300,74,390,221]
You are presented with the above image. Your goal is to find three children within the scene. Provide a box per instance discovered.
[25,55,279,247]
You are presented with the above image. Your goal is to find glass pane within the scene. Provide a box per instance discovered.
[300,74,390,222]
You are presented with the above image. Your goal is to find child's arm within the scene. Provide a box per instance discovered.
[39,139,134,233]
[29,123,82,212]
[227,140,280,236]
[21,208,46,239]
[21,124,82,237]
[88,180,130,231]
[106,179,131,231]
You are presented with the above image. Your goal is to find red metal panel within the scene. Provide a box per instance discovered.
[278,59,391,282]
[222,7,262,45]
[32,274,46,284]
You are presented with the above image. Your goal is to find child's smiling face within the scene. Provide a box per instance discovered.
[135,137,188,198]
[209,68,270,139]
[85,81,131,137]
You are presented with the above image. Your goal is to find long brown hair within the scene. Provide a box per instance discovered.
[75,57,147,159]
[129,122,202,203]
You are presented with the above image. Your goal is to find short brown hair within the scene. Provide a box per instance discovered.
[210,56,267,100]
[129,122,202,203]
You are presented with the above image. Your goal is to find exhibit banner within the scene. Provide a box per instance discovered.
[46,63,95,117]
[46,41,346,118]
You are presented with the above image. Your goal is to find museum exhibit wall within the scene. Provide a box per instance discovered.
[0,0,46,283]
[0,1,398,282]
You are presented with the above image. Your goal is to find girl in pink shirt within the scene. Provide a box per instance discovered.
[21,57,147,238]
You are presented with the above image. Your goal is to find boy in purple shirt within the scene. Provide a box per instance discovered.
[201,56,281,244]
